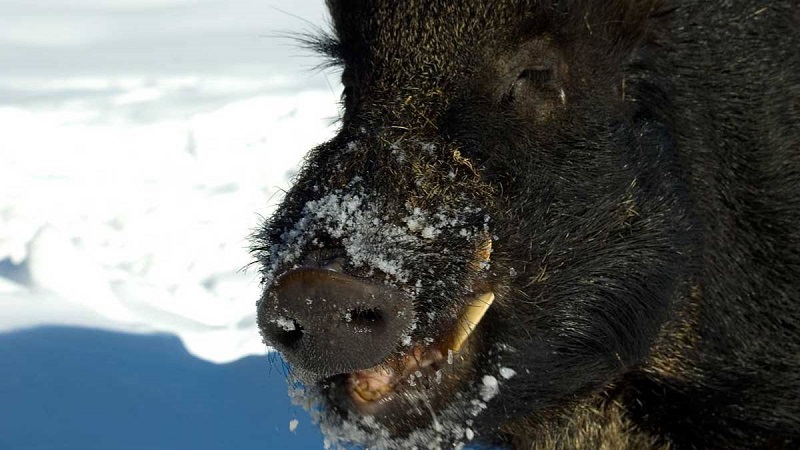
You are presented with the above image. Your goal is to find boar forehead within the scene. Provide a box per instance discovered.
[324,0,662,119]
[326,1,529,90]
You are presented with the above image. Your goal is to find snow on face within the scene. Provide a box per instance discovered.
[257,136,502,448]
[260,186,414,292]
[479,375,500,402]
[287,357,519,450]
[259,174,484,297]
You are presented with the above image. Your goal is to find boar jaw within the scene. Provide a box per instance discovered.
[347,291,495,409]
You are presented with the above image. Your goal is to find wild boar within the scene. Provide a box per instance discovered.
[254,0,800,448]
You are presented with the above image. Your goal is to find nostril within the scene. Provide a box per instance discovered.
[345,307,386,334]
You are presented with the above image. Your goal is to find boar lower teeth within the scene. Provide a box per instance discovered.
[448,292,495,352]
[354,381,391,402]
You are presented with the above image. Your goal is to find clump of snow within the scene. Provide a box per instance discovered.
[421,143,437,155]
[401,204,478,242]
[273,316,297,332]
[286,343,517,449]
[480,375,500,402]
[404,215,424,233]
[499,367,517,380]
[421,226,438,240]
[465,428,475,441]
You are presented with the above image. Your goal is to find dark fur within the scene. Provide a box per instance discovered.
[254,1,800,448]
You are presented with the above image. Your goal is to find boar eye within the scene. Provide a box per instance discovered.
[518,68,553,86]
[508,66,558,102]
[504,62,565,120]
[498,38,567,118]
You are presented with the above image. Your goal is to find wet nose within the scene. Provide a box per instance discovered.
[258,268,414,376]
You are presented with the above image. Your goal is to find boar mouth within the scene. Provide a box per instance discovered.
[341,291,495,414]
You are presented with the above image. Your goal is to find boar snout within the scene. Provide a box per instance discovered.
[259,267,414,377]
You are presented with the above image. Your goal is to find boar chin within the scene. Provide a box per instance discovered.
[301,292,506,449]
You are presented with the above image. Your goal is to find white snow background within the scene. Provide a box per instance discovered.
[0,0,340,363]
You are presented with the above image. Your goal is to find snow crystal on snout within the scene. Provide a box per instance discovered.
[499,367,517,380]
[403,208,425,233]
[402,205,476,241]
[262,180,487,294]
[480,375,499,402]
[421,226,438,239]
[273,316,296,332]
[262,185,420,288]
[465,428,474,440]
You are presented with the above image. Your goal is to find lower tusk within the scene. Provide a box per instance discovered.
[448,292,495,352]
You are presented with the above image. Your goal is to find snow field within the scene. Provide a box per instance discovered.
[0,84,340,363]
